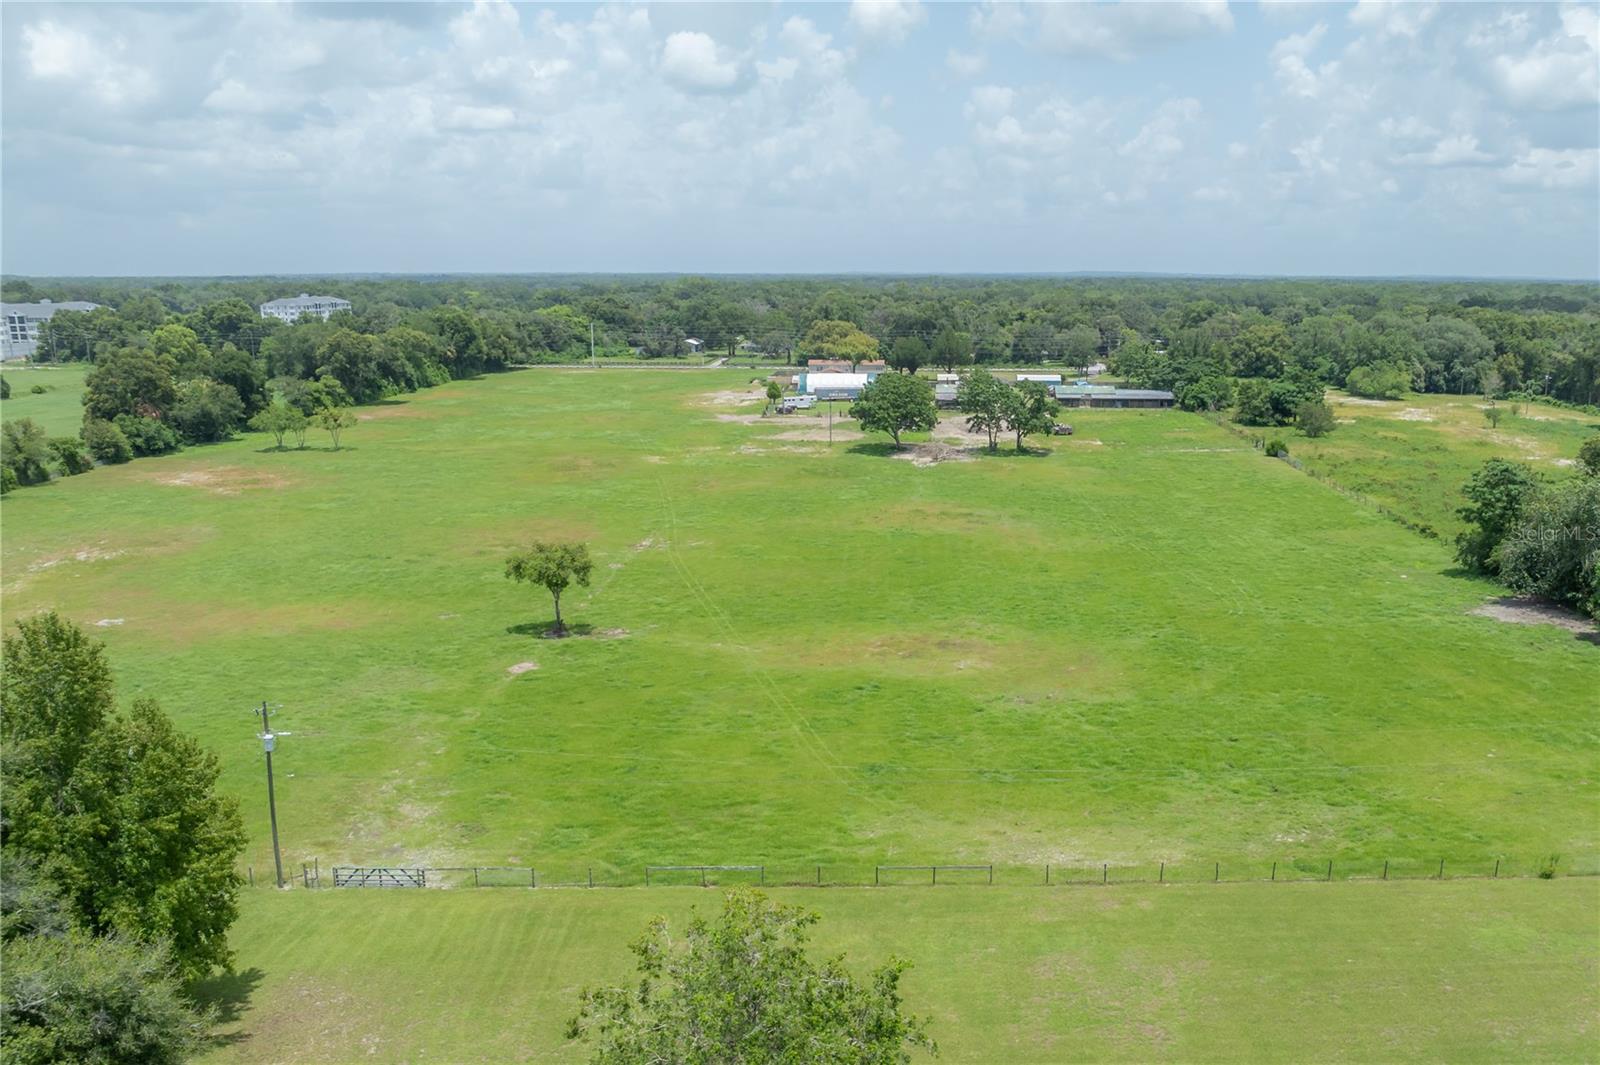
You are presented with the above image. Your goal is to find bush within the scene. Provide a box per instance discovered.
[1579,436,1600,478]
[2,419,53,486]
[1,466,17,495]
[1454,459,1541,575]
[1296,399,1336,438]
[48,438,92,476]
[81,420,133,465]
[169,378,245,443]
[1265,438,1290,458]
[28,384,45,395]
[0,376,9,400]
[113,415,182,457]
[1345,362,1411,399]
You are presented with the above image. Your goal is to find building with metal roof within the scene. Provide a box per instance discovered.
[1052,384,1175,408]
[3,300,102,360]
[796,371,879,400]
[259,294,352,324]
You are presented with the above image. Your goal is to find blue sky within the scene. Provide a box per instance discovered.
[2,1,1597,278]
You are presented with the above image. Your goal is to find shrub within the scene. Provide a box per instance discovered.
[1345,362,1411,399]
[48,437,92,476]
[81,420,133,465]
[112,415,182,457]
[1578,435,1600,478]
[169,378,245,443]
[1296,399,1336,438]
[2,419,53,486]
[28,384,46,395]
[1265,438,1290,458]
[0,376,8,400]
[1,466,17,495]
[1454,459,1541,575]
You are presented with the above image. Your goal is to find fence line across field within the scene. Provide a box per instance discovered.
[256,854,1596,890]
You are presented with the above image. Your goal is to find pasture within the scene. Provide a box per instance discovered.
[0,362,90,437]
[1296,390,1596,538]
[2,368,1596,878]
[199,878,1600,1062]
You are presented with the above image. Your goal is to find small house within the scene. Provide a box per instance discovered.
[1016,373,1062,385]
[684,338,704,353]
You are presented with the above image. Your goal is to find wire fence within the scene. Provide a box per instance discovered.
[246,854,1600,891]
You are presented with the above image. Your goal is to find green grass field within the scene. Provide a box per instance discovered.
[198,879,1599,1063]
[1289,391,1597,539]
[3,369,1596,878]
[0,362,90,437]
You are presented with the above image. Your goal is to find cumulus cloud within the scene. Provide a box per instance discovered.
[1347,0,1438,40]
[659,31,743,93]
[22,19,154,106]
[946,49,987,78]
[1489,4,1600,110]
[848,0,926,43]
[977,0,1233,61]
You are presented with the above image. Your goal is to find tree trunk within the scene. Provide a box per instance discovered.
[551,591,564,636]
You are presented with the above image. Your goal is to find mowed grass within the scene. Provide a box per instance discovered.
[198,878,1600,1063]
[2,369,1597,878]
[1295,391,1597,538]
[0,362,90,437]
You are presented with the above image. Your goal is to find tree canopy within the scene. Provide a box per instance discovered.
[569,888,934,1065]
[506,541,594,635]
[850,373,938,446]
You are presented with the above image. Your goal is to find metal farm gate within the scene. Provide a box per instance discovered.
[332,866,426,888]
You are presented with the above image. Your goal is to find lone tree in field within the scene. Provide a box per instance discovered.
[249,401,309,450]
[957,370,1008,452]
[764,380,783,412]
[316,405,358,450]
[849,372,937,447]
[568,888,935,1064]
[1004,381,1057,452]
[506,541,593,636]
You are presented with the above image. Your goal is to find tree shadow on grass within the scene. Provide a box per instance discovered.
[981,446,1051,459]
[192,966,265,1047]
[506,620,595,639]
[844,441,904,458]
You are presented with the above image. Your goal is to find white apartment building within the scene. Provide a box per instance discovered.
[2,299,102,360]
[259,293,352,324]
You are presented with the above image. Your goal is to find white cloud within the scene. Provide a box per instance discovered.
[982,1,1233,61]
[848,0,926,44]
[1500,147,1599,189]
[1348,1,1437,40]
[1394,134,1495,168]
[1270,23,1337,99]
[1489,4,1600,110]
[22,19,154,106]
[966,85,1016,119]
[659,31,743,94]
[1120,98,1201,162]
[946,49,987,78]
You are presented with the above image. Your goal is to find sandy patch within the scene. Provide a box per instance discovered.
[29,545,125,572]
[1471,596,1597,637]
[94,618,124,627]
[701,389,766,406]
[770,428,863,442]
[1554,458,1576,467]
[1076,439,1105,446]
[1336,397,1392,407]
[1395,408,1435,422]
[891,442,974,467]
[506,661,539,675]
[152,467,290,495]
[931,416,996,447]
[642,455,665,463]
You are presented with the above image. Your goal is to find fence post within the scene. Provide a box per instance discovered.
[1103,863,1108,885]
[760,866,765,886]
[646,867,651,887]
[532,868,537,889]
[875,866,880,886]
[932,866,938,886]
[1046,863,1051,886]
[1214,862,1219,883]
[1326,860,1332,882]
[1493,858,1499,879]
[314,858,319,887]
[248,866,254,888]
[1438,859,1445,879]
[474,868,480,888]
[700,867,706,888]
[587,867,592,889]
[989,865,994,885]
[421,868,427,888]
[1383,859,1388,880]
[816,865,821,886]
[1159,861,1165,883]
[302,863,309,888]
[1270,861,1275,882]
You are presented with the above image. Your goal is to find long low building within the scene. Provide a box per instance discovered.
[1053,384,1175,409]
[260,294,352,324]
[795,370,881,400]
[3,299,102,360]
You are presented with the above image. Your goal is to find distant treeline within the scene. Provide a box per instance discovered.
[1,275,1597,492]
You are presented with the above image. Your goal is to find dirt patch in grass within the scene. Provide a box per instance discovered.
[1471,596,1598,638]
[932,416,994,446]
[28,544,126,571]
[770,428,863,442]
[149,467,292,495]
[358,404,433,421]
[506,661,539,675]
[701,389,766,407]
[892,442,974,467]
[1395,408,1435,422]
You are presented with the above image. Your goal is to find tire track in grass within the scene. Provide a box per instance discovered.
[652,478,868,797]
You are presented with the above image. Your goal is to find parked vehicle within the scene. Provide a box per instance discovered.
[1051,423,1074,436]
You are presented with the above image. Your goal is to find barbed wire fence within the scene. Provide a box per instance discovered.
[245,854,1600,891]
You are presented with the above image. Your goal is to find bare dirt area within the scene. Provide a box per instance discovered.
[932,416,994,447]
[149,467,291,495]
[892,442,974,467]
[770,427,863,442]
[701,388,766,407]
[1395,408,1435,422]
[505,661,539,675]
[1471,596,1598,639]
